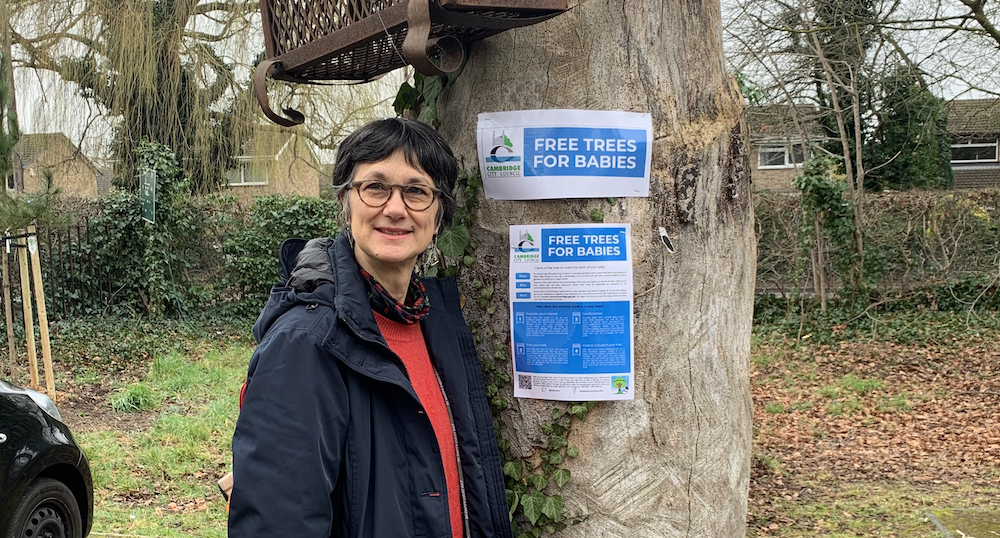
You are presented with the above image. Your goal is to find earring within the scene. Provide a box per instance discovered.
[344,225,355,249]
[423,235,440,267]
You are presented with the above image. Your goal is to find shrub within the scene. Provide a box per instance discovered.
[221,194,340,304]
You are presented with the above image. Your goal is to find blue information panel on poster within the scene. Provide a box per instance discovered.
[512,301,630,374]
[509,224,634,401]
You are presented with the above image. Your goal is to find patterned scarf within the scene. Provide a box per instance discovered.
[359,267,430,324]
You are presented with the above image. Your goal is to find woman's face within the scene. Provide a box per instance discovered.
[346,149,439,276]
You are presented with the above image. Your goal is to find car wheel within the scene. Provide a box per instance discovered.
[5,478,83,538]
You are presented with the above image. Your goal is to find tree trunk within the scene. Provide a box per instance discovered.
[1,1,16,130]
[437,1,755,536]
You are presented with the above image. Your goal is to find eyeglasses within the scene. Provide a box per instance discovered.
[351,180,439,211]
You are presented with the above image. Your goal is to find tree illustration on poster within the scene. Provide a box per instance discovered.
[140,169,155,224]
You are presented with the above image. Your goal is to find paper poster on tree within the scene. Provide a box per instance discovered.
[508,224,635,401]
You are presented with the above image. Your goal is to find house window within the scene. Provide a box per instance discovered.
[226,157,269,186]
[758,143,806,169]
[950,138,999,163]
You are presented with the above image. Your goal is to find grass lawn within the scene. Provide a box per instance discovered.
[79,345,247,537]
[4,318,254,538]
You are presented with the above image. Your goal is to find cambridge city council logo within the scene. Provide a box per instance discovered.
[512,229,539,263]
[490,131,520,163]
[516,230,538,252]
[485,130,523,178]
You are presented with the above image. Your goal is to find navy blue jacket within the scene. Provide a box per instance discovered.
[229,232,512,538]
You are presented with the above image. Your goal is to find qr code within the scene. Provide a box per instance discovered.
[517,375,533,390]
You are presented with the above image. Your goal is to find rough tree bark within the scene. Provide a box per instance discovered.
[1,0,16,137]
[437,1,755,537]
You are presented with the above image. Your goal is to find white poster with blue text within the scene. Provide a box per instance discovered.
[509,224,634,401]
[478,110,652,200]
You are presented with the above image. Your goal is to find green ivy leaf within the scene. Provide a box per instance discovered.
[503,460,523,480]
[566,446,579,458]
[540,495,564,521]
[417,100,438,125]
[552,468,571,487]
[551,407,566,420]
[589,209,604,222]
[548,452,564,465]
[507,490,518,518]
[530,473,547,491]
[392,82,419,115]
[437,225,470,258]
[421,75,445,104]
[548,435,568,449]
[521,492,544,525]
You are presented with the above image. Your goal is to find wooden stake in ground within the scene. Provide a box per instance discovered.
[1,240,15,377]
[27,225,54,396]
[17,230,39,389]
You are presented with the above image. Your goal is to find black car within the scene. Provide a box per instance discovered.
[0,379,93,538]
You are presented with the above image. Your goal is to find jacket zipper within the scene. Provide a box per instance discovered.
[340,315,471,538]
[434,368,471,538]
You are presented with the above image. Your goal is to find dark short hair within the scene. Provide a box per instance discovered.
[333,118,458,227]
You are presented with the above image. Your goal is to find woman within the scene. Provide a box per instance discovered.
[229,118,512,538]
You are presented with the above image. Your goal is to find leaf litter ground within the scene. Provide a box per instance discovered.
[749,330,1000,537]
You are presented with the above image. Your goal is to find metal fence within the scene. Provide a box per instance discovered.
[1,222,122,325]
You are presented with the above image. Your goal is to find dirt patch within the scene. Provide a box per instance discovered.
[57,383,157,433]
[41,361,159,434]
[749,335,1000,535]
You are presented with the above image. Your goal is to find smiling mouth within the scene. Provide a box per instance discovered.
[378,228,411,236]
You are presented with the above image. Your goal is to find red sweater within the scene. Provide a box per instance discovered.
[375,313,462,538]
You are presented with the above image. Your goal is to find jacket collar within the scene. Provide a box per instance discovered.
[328,231,386,343]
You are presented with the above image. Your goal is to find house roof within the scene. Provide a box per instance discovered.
[746,104,825,142]
[13,133,98,173]
[15,133,72,164]
[947,99,1000,136]
[241,130,295,157]
[240,128,315,159]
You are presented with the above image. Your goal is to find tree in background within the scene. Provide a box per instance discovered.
[0,52,17,187]
[724,0,988,288]
[0,51,60,232]
[8,0,396,191]
[866,65,953,191]
[10,0,258,191]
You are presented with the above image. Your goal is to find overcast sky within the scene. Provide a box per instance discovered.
[11,0,999,165]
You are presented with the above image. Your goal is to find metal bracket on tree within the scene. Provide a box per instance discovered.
[253,0,568,126]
